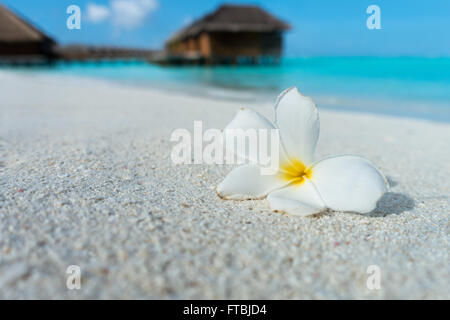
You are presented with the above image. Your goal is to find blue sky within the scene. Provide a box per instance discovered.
[3,0,449,56]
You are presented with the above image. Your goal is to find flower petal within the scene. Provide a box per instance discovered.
[223,108,276,164]
[267,180,326,216]
[225,108,275,131]
[217,164,288,200]
[275,87,320,165]
[223,108,290,171]
[309,155,389,213]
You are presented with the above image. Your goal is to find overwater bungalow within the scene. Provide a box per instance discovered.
[0,4,56,64]
[56,45,157,62]
[164,4,291,65]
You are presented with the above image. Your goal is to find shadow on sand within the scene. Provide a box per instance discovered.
[310,191,415,219]
[368,192,415,217]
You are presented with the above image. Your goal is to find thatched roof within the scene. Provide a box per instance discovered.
[168,4,290,43]
[0,4,54,42]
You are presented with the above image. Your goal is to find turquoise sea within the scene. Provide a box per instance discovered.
[7,57,450,122]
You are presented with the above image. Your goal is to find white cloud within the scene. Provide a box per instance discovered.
[86,0,158,30]
[86,3,110,23]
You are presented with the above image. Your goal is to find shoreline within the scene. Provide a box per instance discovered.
[1,67,449,123]
[1,70,449,142]
[0,70,449,299]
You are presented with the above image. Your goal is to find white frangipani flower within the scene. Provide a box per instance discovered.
[217,87,389,216]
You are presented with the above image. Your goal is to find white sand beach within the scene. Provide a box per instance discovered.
[0,70,449,299]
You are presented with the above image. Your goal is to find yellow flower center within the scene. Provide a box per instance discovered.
[279,158,313,185]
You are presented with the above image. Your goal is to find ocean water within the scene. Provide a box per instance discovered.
[6,57,450,122]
